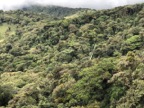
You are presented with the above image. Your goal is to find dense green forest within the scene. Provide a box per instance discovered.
[22,5,85,19]
[0,3,144,108]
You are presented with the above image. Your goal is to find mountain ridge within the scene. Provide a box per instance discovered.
[0,3,144,108]
[21,5,87,19]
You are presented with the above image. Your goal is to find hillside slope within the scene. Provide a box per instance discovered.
[22,5,85,19]
[0,3,144,108]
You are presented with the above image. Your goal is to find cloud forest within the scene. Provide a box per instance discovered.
[0,2,144,108]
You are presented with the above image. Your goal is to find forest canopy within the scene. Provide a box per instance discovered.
[0,3,144,108]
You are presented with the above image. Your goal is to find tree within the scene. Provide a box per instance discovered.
[0,85,13,106]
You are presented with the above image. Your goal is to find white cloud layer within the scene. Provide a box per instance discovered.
[0,0,144,10]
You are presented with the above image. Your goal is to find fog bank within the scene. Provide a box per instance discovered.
[0,0,144,10]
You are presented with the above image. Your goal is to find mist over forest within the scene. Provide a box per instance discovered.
[0,1,144,108]
[0,0,144,10]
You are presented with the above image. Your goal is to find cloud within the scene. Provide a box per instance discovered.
[0,0,144,10]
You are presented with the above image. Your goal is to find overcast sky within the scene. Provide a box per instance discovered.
[0,0,144,10]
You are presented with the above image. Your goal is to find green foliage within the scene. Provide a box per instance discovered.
[0,85,13,106]
[23,5,83,19]
[66,58,116,107]
[0,3,144,108]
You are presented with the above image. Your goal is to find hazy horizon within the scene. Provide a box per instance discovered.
[0,0,144,10]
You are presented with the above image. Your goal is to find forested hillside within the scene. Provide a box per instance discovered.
[22,5,85,19]
[0,3,144,108]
